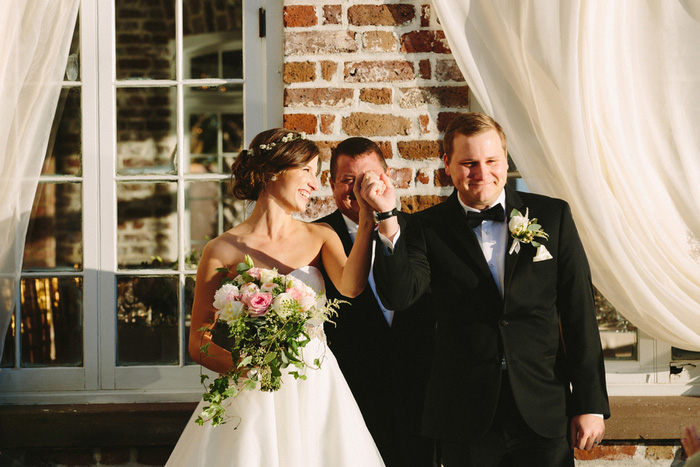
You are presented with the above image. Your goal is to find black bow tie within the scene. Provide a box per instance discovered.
[466,204,505,228]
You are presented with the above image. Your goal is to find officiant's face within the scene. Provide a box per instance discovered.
[444,130,508,210]
[331,152,387,224]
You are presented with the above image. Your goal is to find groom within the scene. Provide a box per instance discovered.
[367,113,610,466]
[317,137,436,467]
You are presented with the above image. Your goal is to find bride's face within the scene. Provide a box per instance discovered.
[268,156,319,212]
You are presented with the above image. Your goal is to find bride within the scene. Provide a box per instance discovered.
[166,128,391,466]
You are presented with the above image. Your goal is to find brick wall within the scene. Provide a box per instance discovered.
[282,1,467,219]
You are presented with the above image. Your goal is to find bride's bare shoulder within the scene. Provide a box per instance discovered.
[303,219,335,238]
[200,230,245,267]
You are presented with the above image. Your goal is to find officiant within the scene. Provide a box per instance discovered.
[317,137,437,467]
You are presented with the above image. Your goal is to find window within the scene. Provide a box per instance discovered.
[1,0,282,403]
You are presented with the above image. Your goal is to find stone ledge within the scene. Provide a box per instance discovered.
[605,396,700,440]
[0,402,197,448]
[0,396,698,448]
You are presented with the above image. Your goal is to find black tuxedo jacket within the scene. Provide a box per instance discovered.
[317,210,435,467]
[373,187,610,440]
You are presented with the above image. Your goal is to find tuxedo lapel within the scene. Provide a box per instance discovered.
[322,210,391,330]
[443,192,494,283]
[503,186,526,296]
[325,210,354,256]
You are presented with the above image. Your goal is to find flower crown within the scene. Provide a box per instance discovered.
[258,132,307,151]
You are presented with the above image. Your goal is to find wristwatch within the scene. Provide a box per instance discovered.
[374,208,398,223]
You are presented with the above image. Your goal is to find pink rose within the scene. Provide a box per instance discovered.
[286,287,303,301]
[246,267,263,279]
[242,291,272,316]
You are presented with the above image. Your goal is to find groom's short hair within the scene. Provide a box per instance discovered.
[443,112,507,162]
[330,137,388,182]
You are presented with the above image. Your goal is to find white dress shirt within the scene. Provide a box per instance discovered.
[456,191,508,297]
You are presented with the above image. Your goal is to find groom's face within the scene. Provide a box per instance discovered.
[444,130,508,210]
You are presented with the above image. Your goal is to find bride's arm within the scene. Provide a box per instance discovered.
[188,241,236,375]
[320,172,387,298]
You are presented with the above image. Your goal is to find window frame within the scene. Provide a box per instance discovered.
[0,0,283,404]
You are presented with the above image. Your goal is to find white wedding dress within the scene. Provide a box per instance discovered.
[166,266,385,467]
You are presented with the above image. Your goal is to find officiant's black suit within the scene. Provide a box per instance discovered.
[373,186,609,445]
[317,209,436,467]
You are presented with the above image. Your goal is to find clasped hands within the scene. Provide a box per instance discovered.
[352,171,399,237]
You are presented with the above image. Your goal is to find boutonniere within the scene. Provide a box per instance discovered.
[508,208,551,260]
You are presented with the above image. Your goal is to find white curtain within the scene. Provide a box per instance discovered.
[433,0,700,350]
[0,0,80,360]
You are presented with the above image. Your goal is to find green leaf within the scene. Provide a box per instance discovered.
[284,349,300,363]
[532,241,541,248]
[215,267,230,275]
[200,373,209,384]
[510,208,522,217]
[528,223,541,231]
[270,364,281,377]
[263,352,277,364]
[200,342,211,356]
[239,355,253,367]
[237,255,254,274]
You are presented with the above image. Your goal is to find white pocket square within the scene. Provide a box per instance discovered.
[533,245,553,262]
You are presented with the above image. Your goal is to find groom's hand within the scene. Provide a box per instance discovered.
[570,414,605,450]
[359,171,399,240]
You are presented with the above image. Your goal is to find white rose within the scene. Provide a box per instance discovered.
[285,276,299,290]
[298,294,316,312]
[213,283,239,310]
[216,301,245,325]
[272,293,294,318]
[239,283,259,295]
[508,215,528,235]
[260,269,278,285]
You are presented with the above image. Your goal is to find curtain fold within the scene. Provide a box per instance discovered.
[0,0,80,360]
[433,0,700,350]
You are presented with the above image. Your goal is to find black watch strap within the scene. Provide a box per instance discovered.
[374,208,398,222]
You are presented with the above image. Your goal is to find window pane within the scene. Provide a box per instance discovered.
[595,289,638,360]
[1,315,15,368]
[183,0,243,79]
[185,180,245,269]
[43,87,82,176]
[20,277,83,367]
[672,347,700,360]
[116,87,177,175]
[115,0,175,80]
[23,182,83,272]
[116,275,179,365]
[117,182,178,270]
[185,85,243,174]
[185,275,196,365]
[64,15,80,81]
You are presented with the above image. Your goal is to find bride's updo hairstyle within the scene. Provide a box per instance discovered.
[230,128,320,200]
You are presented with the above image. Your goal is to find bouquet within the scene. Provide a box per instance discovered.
[196,255,341,426]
